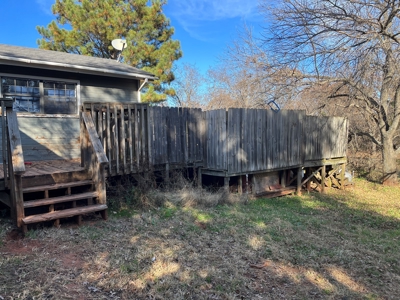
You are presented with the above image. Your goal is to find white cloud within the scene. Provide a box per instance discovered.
[168,0,260,40]
[36,0,54,15]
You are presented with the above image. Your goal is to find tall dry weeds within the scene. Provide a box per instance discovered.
[107,171,248,212]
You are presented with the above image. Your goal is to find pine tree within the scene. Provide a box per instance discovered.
[37,0,182,102]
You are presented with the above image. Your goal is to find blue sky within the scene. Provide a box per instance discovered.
[0,0,263,74]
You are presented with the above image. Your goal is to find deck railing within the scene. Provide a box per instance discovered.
[80,111,108,205]
[83,103,204,175]
[1,98,25,227]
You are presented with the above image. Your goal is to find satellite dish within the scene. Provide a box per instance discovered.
[112,39,127,62]
[112,39,127,51]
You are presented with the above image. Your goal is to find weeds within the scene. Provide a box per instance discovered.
[107,171,248,214]
[0,177,399,299]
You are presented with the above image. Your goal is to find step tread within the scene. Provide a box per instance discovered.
[23,180,94,193]
[24,191,98,208]
[22,204,107,224]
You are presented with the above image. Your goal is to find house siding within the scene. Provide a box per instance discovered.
[0,116,80,162]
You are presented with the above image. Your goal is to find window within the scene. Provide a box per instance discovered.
[43,81,76,114]
[1,76,77,114]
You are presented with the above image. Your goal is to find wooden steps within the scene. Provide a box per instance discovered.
[22,204,107,224]
[21,177,107,231]
[22,180,94,193]
[23,191,98,208]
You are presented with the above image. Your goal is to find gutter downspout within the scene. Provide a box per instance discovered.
[138,78,149,103]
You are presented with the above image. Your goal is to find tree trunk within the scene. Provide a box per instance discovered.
[381,134,398,185]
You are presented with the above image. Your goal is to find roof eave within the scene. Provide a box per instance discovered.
[0,55,157,81]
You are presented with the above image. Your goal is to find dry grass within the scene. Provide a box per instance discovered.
[1,178,399,299]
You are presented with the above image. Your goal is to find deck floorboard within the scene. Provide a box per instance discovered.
[0,159,83,179]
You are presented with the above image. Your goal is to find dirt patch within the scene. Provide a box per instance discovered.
[2,231,43,255]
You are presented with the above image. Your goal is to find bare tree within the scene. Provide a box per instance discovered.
[170,63,205,108]
[256,0,400,184]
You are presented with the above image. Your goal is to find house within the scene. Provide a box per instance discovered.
[0,44,156,161]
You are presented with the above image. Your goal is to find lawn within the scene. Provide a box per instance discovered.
[0,178,399,299]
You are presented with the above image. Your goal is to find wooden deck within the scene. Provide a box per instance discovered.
[0,101,349,231]
[0,159,83,180]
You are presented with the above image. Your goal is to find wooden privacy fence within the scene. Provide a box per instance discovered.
[303,116,348,162]
[83,104,348,177]
[205,109,305,175]
[83,103,204,175]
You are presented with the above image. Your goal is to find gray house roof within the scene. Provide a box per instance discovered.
[0,44,156,81]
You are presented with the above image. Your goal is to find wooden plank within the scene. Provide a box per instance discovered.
[256,109,263,172]
[120,105,126,173]
[321,165,326,193]
[22,204,108,224]
[241,109,248,172]
[98,106,104,150]
[114,105,120,174]
[7,124,25,228]
[128,105,133,173]
[255,186,296,198]
[260,110,267,171]
[1,102,7,187]
[248,109,255,172]
[187,109,193,163]
[229,108,241,174]
[23,180,93,193]
[80,112,86,168]
[140,105,145,166]
[151,107,158,165]
[106,104,112,175]
[197,108,205,162]
[219,110,226,170]
[6,109,25,175]
[227,108,234,173]
[166,107,173,164]
[135,104,140,169]
[182,108,188,163]
[91,103,96,133]
[296,167,302,195]
[82,112,109,165]
[24,191,98,208]
[146,106,152,168]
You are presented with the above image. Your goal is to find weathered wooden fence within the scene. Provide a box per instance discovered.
[83,103,204,175]
[303,116,348,163]
[83,103,348,176]
[148,106,204,166]
[205,109,305,175]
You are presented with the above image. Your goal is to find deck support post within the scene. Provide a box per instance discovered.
[305,168,311,191]
[321,165,326,193]
[296,167,302,196]
[165,162,170,183]
[281,170,286,188]
[197,167,202,188]
[238,175,243,194]
[340,163,346,190]
[224,176,230,193]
